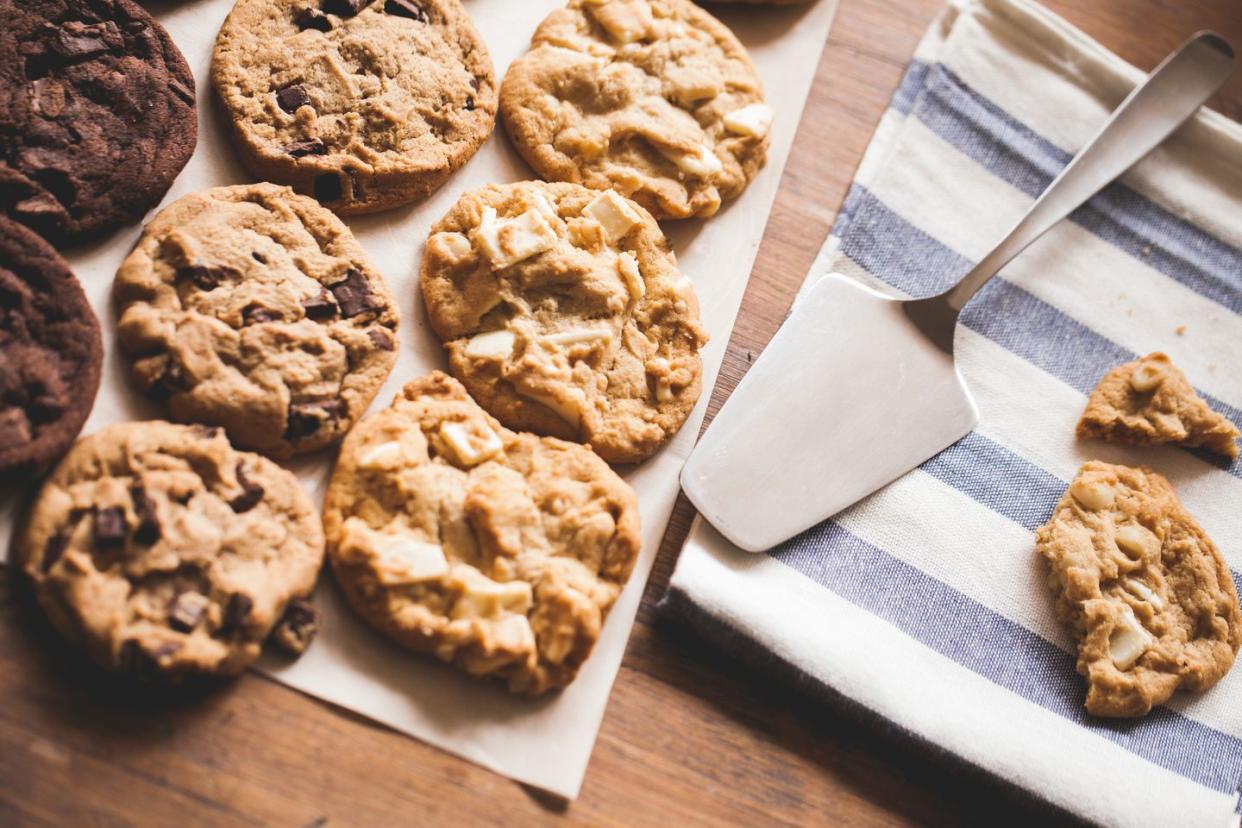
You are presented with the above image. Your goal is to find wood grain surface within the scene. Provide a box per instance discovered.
[3,1,1241,825]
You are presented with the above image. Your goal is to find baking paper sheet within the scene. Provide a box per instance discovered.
[0,0,838,798]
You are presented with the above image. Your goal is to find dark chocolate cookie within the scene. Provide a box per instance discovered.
[0,0,198,245]
[0,215,102,478]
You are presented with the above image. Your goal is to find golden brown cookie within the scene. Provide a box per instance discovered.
[323,372,642,694]
[420,181,708,464]
[17,422,325,677]
[1077,352,1240,460]
[500,0,770,220]
[114,183,400,458]
[1035,461,1242,717]
[210,0,497,214]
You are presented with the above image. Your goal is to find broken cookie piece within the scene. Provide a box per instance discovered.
[1077,352,1240,460]
[1035,461,1242,717]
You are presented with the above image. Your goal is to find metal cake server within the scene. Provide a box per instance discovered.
[681,31,1236,553]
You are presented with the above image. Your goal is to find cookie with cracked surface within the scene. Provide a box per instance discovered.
[1077,352,1240,460]
[210,0,497,215]
[500,0,771,220]
[0,0,197,245]
[1035,461,1242,717]
[16,422,326,677]
[0,216,102,478]
[324,372,642,694]
[421,182,708,464]
[114,183,400,458]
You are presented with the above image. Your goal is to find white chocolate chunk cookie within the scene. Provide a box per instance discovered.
[1077,352,1240,460]
[421,181,708,464]
[114,184,399,459]
[500,0,770,220]
[17,422,325,677]
[323,372,642,694]
[211,0,497,215]
[1036,461,1242,717]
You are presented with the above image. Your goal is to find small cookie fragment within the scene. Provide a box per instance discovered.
[210,0,497,214]
[421,182,708,464]
[500,0,771,220]
[323,372,642,694]
[1035,461,1242,717]
[17,422,326,677]
[1077,352,1240,460]
[0,0,197,244]
[114,184,400,458]
[0,216,102,477]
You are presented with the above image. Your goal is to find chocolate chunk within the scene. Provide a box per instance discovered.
[93,507,126,548]
[176,264,234,291]
[346,169,364,201]
[169,78,195,106]
[251,251,268,264]
[242,304,277,325]
[13,193,63,218]
[151,641,183,660]
[50,21,122,61]
[192,425,221,439]
[276,83,311,114]
[295,7,333,32]
[168,591,209,633]
[465,96,475,112]
[286,138,327,158]
[221,593,254,634]
[301,289,338,320]
[154,359,191,399]
[130,484,161,546]
[228,463,265,513]
[313,173,342,202]
[30,167,76,208]
[285,399,345,440]
[327,269,380,318]
[271,597,319,654]
[367,329,394,351]
[384,0,428,21]
[323,0,375,17]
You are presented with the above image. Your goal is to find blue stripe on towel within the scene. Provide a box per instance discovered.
[770,522,1242,796]
[885,62,1242,314]
[834,186,1242,480]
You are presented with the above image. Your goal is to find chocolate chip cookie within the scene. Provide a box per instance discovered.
[421,181,708,464]
[500,0,771,220]
[210,0,497,215]
[1078,352,1240,460]
[0,0,197,245]
[1036,461,1242,717]
[114,183,400,458]
[0,216,102,478]
[16,422,325,677]
[324,372,642,694]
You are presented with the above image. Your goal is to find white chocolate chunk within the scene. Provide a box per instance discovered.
[528,190,560,225]
[475,206,557,269]
[490,614,536,651]
[1070,476,1115,511]
[448,566,533,619]
[1130,361,1166,393]
[647,356,675,402]
[358,441,403,469]
[439,422,503,467]
[432,231,473,260]
[543,327,613,348]
[618,252,645,302]
[723,103,774,138]
[522,388,582,429]
[587,0,651,43]
[1108,604,1153,670]
[464,329,516,360]
[660,143,723,177]
[582,190,642,242]
[1123,578,1164,611]
[1115,523,1160,560]
[341,518,449,584]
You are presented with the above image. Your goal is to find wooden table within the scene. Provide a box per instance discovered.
[3,2,1240,825]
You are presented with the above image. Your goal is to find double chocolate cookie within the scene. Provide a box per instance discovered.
[0,216,102,478]
[211,0,497,214]
[114,184,400,458]
[17,422,325,677]
[0,0,197,245]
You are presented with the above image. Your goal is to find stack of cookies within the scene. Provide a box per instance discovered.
[5,0,782,694]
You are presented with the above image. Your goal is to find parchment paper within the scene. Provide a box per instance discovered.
[0,0,837,798]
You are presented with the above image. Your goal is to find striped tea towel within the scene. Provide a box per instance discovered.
[664,1,1242,826]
